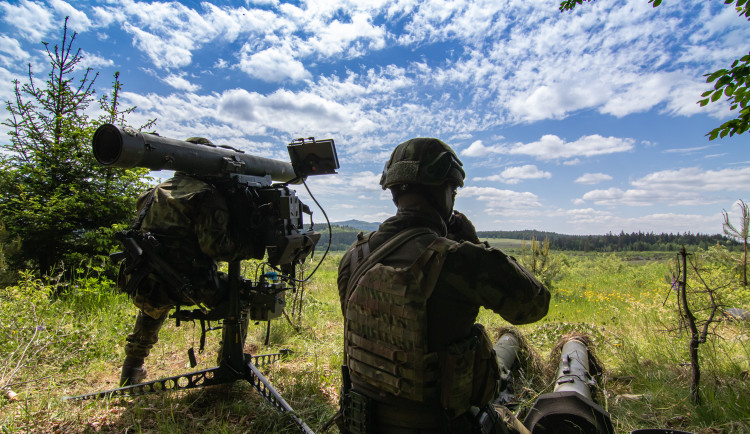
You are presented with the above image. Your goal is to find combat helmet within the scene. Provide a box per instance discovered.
[379,138,465,190]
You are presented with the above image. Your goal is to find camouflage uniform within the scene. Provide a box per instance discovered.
[121,171,258,377]
[337,138,550,433]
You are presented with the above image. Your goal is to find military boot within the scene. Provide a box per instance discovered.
[119,356,147,386]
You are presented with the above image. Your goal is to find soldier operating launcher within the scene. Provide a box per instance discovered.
[68,124,340,434]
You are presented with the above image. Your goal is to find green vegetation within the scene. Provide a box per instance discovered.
[318,225,739,255]
[0,18,152,275]
[479,230,738,253]
[1,248,748,433]
[314,224,363,252]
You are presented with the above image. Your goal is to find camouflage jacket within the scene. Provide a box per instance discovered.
[337,195,550,405]
[137,172,255,264]
[126,173,260,317]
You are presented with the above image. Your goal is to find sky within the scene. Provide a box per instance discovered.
[0,0,749,235]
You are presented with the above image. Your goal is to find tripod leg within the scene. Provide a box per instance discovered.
[217,261,247,373]
[244,359,314,434]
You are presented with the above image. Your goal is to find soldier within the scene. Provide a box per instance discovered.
[337,138,550,433]
[117,138,262,387]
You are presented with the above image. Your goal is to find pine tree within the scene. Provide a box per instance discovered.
[0,18,152,274]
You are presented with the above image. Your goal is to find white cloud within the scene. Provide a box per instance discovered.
[475,165,551,184]
[239,45,311,82]
[405,0,750,124]
[460,186,542,216]
[0,36,28,65]
[349,171,384,191]
[575,173,613,184]
[0,66,16,106]
[95,1,279,70]
[49,0,92,32]
[79,50,114,69]
[123,22,195,69]
[581,187,667,207]
[162,73,200,92]
[217,88,375,134]
[632,167,750,193]
[461,140,500,158]
[302,12,386,58]
[91,1,388,75]
[556,208,722,235]
[579,166,750,207]
[504,135,635,161]
[44,0,749,137]
[310,66,413,102]
[0,0,54,42]
[663,145,715,154]
[600,73,675,117]
[508,83,611,122]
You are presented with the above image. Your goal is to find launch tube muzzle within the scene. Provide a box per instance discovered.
[524,338,614,434]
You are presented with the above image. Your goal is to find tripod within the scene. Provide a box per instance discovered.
[65,260,314,434]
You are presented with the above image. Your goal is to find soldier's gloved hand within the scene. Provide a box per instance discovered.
[447,211,480,243]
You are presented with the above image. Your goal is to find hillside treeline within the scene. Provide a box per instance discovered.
[476,230,738,252]
[312,225,739,252]
[313,224,362,251]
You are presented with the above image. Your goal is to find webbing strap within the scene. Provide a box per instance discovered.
[345,227,434,301]
[348,358,440,398]
[348,289,418,320]
[132,188,157,231]
[347,330,407,362]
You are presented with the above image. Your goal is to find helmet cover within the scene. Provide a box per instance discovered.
[380,138,465,190]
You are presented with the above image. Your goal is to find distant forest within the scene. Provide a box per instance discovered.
[312,221,739,252]
[475,230,738,252]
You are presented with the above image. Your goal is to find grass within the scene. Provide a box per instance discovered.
[481,237,528,251]
[1,251,749,433]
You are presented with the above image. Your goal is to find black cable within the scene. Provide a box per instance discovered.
[294,178,331,283]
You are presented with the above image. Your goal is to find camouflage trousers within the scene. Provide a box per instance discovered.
[124,309,170,360]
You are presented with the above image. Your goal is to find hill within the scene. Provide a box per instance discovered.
[326,219,380,232]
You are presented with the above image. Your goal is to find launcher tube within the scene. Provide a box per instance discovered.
[92,124,298,182]
[554,339,594,398]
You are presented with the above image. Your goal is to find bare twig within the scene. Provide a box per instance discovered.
[1,303,41,389]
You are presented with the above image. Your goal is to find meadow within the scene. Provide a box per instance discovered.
[1,248,749,434]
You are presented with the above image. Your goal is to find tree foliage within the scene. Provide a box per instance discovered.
[478,230,736,252]
[699,52,750,139]
[560,0,750,140]
[0,18,152,275]
[519,235,567,288]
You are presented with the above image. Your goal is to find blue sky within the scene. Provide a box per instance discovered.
[1,0,749,235]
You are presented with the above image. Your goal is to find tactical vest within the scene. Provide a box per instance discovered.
[344,228,457,403]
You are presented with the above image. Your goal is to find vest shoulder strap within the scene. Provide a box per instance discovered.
[345,227,434,302]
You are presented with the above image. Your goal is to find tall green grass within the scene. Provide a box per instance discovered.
[1,252,748,433]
